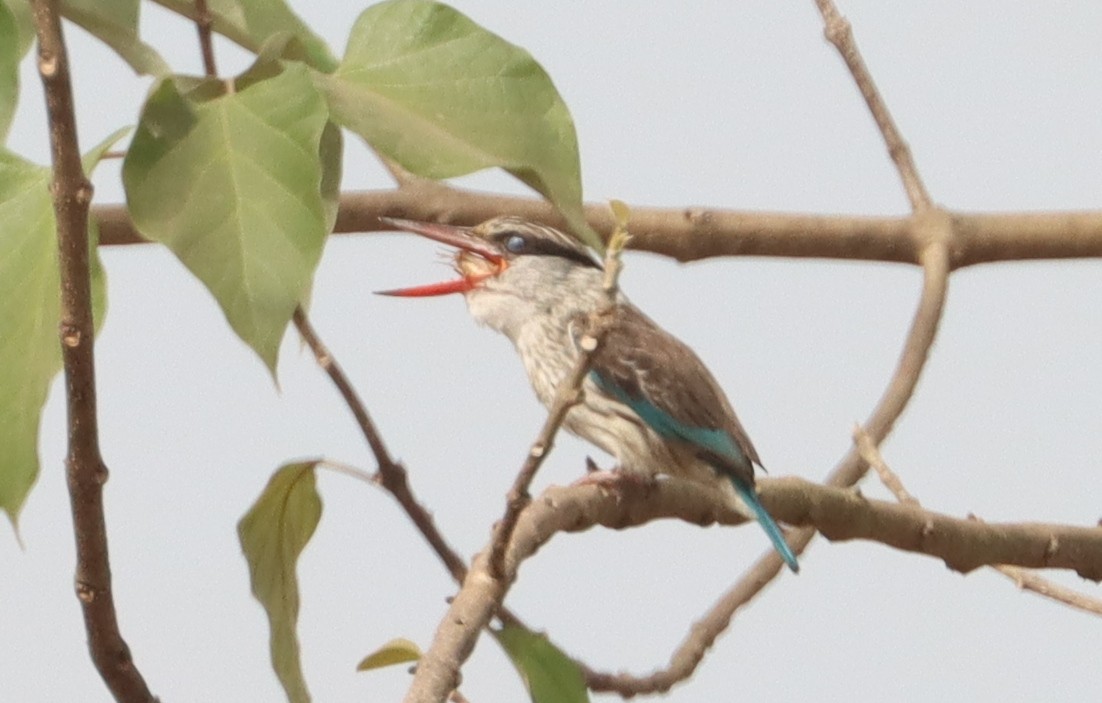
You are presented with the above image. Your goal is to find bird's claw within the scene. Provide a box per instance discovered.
[572,463,655,499]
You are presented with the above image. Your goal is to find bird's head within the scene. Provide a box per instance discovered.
[376,216,601,299]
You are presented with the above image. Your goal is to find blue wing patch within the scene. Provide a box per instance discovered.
[590,369,799,573]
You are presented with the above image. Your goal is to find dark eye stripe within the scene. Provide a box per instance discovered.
[492,230,602,269]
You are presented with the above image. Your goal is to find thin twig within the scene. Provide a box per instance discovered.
[316,458,378,486]
[487,216,632,579]
[30,0,155,699]
[292,309,532,630]
[193,0,217,77]
[854,428,1102,617]
[292,307,467,583]
[814,0,932,210]
[830,237,951,486]
[994,564,1102,617]
[485,353,590,579]
[853,425,918,506]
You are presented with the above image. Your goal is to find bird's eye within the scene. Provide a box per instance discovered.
[504,234,527,253]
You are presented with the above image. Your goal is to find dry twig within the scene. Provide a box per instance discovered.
[292,307,470,584]
[814,0,932,209]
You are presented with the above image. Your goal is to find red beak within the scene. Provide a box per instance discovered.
[375,217,506,297]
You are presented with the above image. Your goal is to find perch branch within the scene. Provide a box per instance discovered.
[548,478,1102,581]
[457,474,1102,698]
[31,0,155,699]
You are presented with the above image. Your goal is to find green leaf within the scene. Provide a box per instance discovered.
[1,0,34,58]
[317,120,343,233]
[238,461,323,703]
[322,0,598,250]
[493,625,590,703]
[123,59,333,375]
[356,637,422,672]
[61,0,170,76]
[0,138,114,528]
[0,0,20,140]
[151,0,337,72]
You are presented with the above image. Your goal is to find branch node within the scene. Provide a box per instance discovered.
[61,324,82,347]
[1045,536,1060,562]
[75,582,96,603]
[38,52,58,77]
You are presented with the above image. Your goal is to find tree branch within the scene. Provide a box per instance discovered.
[537,478,1102,580]
[854,428,1102,617]
[449,475,1101,698]
[31,0,155,699]
[92,187,1102,267]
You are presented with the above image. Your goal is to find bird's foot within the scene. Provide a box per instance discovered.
[572,469,625,488]
[573,459,655,496]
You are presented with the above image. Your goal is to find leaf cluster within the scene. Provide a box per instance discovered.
[1,0,595,700]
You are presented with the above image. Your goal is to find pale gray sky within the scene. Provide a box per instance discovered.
[3,2,1101,701]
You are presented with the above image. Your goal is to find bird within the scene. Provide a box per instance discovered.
[378,215,799,573]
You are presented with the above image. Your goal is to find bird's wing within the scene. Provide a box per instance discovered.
[587,303,762,483]
[588,304,798,573]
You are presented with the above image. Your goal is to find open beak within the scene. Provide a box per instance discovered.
[375,217,507,297]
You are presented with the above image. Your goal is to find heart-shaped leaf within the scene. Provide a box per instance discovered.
[124,57,336,375]
[61,0,170,76]
[0,127,122,528]
[323,0,598,249]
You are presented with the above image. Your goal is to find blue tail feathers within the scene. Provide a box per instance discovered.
[730,477,799,573]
